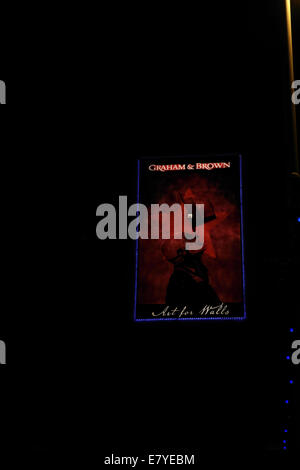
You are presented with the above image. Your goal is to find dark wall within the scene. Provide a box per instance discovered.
[1,0,299,463]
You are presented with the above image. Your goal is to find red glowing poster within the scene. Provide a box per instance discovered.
[134,155,246,321]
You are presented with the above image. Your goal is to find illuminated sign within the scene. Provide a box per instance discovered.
[134,155,246,321]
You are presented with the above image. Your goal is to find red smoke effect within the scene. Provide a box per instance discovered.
[138,174,242,304]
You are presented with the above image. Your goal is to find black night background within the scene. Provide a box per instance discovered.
[0,0,299,465]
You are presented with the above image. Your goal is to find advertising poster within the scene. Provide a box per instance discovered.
[135,155,246,321]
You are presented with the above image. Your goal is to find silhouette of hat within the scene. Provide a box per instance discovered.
[178,189,216,223]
